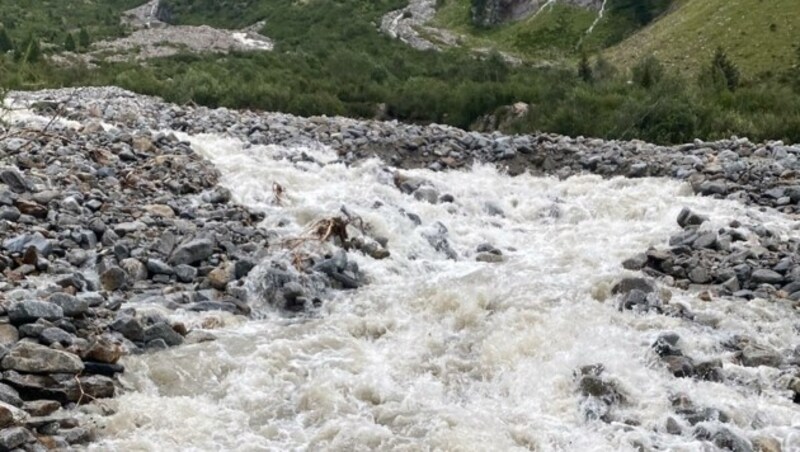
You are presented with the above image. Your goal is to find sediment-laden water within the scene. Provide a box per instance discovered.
[86,134,800,451]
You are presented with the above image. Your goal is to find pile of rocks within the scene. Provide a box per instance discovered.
[0,118,274,447]
[624,207,800,301]
[13,87,800,213]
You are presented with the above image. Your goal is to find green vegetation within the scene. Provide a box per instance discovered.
[435,0,672,62]
[610,0,800,75]
[0,0,140,52]
[1,0,800,146]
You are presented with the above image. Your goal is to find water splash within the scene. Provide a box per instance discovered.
[84,133,800,451]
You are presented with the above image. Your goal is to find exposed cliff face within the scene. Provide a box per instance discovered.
[471,0,603,27]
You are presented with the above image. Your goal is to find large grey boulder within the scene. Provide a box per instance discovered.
[1,342,84,374]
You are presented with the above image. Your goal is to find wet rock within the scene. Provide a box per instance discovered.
[110,316,144,342]
[413,186,439,204]
[752,436,781,452]
[21,400,60,417]
[7,301,63,325]
[701,426,754,452]
[612,277,655,295]
[663,355,695,378]
[83,362,124,377]
[208,263,234,290]
[622,253,648,270]
[475,252,504,263]
[0,402,28,428]
[0,426,34,449]
[652,333,681,357]
[677,208,708,228]
[694,359,724,382]
[169,238,214,266]
[740,345,782,368]
[84,337,123,364]
[143,322,184,347]
[665,417,682,435]
[1,342,83,374]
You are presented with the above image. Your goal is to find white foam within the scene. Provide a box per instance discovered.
[87,134,800,451]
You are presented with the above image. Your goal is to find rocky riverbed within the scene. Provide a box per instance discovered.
[1,87,799,451]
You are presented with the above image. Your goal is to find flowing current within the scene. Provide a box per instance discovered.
[84,134,800,451]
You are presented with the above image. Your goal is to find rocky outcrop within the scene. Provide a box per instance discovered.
[472,0,604,27]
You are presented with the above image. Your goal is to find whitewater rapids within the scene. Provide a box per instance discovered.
[85,134,799,451]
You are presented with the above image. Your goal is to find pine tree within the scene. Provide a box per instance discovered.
[710,47,740,91]
[64,33,76,52]
[78,27,90,48]
[578,54,593,83]
[0,28,13,53]
[19,35,41,63]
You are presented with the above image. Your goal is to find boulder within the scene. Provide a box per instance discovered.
[1,342,83,374]
[7,301,63,325]
[169,239,214,266]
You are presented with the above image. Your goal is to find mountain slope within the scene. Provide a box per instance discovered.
[608,0,800,75]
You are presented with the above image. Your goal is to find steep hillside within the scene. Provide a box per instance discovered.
[609,0,800,75]
[431,0,672,61]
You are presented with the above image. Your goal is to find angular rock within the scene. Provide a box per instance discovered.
[0,402,28,428]
[100,266,127,291]
[143,322,184,347]
[0,426,34,450]
[7,301,63,325]
[169,239,214,266]
[751,269,783,285]
[1,343,83,374]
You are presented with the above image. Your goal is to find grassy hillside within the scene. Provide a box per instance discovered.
[431,0,672,62]
[608,0,800,76]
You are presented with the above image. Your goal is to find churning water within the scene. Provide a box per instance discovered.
[85,134,799,451]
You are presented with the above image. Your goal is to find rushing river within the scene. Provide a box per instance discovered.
[77,134,799,451]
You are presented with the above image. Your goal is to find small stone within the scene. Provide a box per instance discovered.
[663,355,694,378]
[622,253,648,270]
[741,345,782,368]
[612,277,655,295]
[1,342,83,374]
[120,258,148,282]
[111,316,145,342]
[39,328,74,347]
[413,186,439,204]
[688,267,712,284]
[21,400,60,417]
[475,252,504,263]
[100,266,127,291]
[85,337,123,364]
[169,239,214,266]
[144,204,175,218]
[751,269,783,285]
[7,301,63,325]
[61,426,91,444]
[665,417,682,435]
[143,322,184,347]
[0,325,18,347]
[677,208,708,228]
[175,264,198,283]
[47,293,88,317]
[0,384,21,408]
[208,263,234,290]
[752,436,782,452]
[146,258,174,275]
[0,426,34,449]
